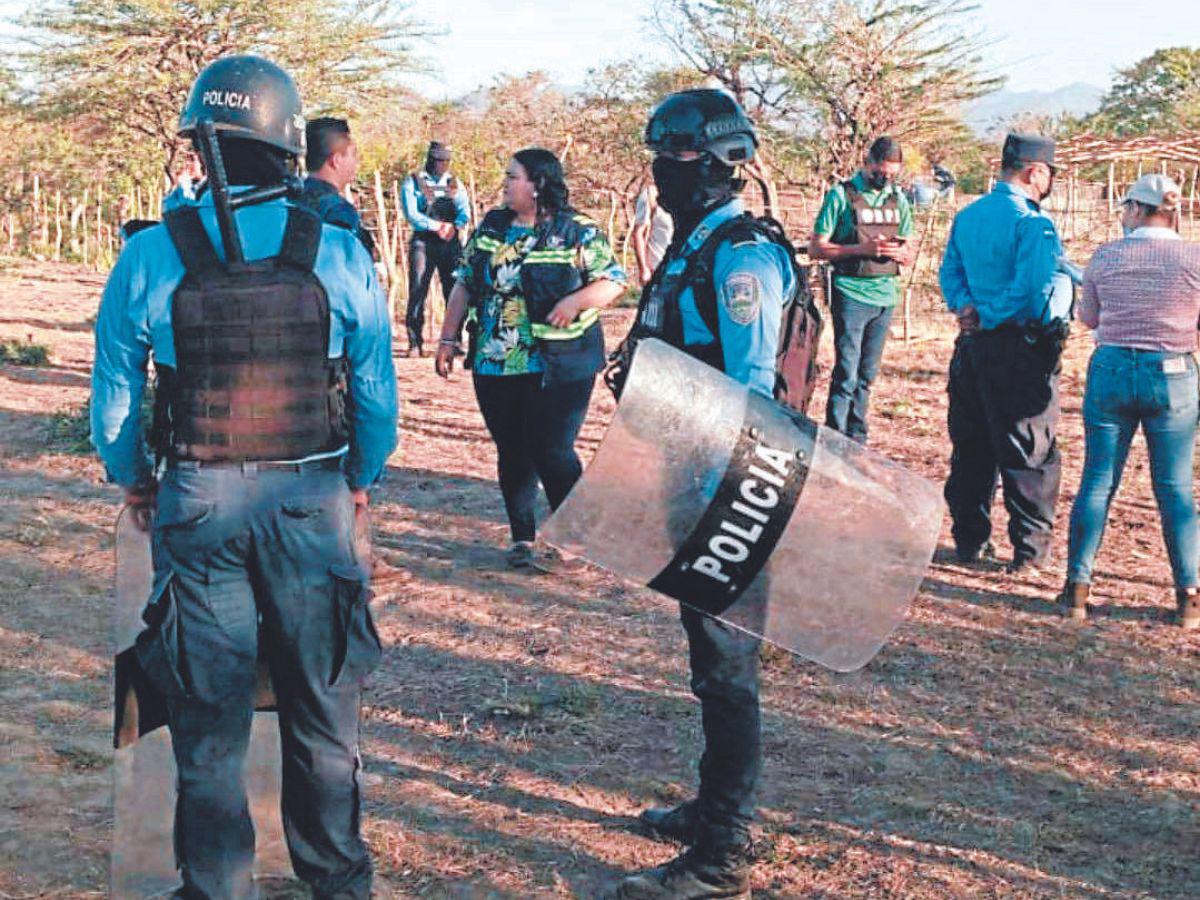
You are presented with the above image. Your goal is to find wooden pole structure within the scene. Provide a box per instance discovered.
[392,181,409,298]
[372,171,398,329]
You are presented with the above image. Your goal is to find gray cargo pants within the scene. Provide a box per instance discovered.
[136,460,380,899]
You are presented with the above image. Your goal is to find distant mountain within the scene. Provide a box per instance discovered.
[965,83,1105,136]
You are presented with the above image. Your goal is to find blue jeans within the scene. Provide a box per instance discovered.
[139,461,378,899]
[1067,345,1200,588]
[825,288,895,443]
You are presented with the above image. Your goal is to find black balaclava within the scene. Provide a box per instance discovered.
[865,167,893,191]
[206,135,291,186]
[652,154,737,235]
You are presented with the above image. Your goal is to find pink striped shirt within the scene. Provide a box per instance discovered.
[1079,231,1200,353]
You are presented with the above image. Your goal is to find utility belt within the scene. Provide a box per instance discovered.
[974,318,1070,375]
[166,455,344,475]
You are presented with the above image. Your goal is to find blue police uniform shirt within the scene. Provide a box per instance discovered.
[939,181,1071,330]
[400,171,472,232]
[667,198,795,397]
[298,176,375,255]
[91,188,399,490]
[300,175,362,230]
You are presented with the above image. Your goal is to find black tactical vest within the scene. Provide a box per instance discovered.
[465,208,593,323]
[154,205,349,462]
[609,213,823,415]
[413,173,460,224]
[832,181,902,278]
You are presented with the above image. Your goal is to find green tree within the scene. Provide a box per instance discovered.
[1089,47,1200,135]
[20,0,429,177]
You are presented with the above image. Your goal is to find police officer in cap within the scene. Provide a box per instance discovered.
[606,88,797,900]
[940,132,1073,573]
[91,55,397,898]
[401,140,472,356]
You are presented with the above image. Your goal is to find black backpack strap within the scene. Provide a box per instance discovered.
[688,213,767,342]
[279,206,323,272]
[164,207,221,275]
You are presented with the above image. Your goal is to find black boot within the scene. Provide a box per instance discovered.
[1058,580,1090,620]
[639,800,700,844]
[604,841,751,899]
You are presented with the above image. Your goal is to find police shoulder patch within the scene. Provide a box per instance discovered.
[721,271,762,325]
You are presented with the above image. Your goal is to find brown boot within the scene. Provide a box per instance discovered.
[1175,588,1199,630]
[1058,580,1089,620]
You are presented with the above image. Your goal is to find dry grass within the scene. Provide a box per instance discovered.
[0,260,1196,898]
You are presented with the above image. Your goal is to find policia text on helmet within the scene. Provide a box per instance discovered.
[644,88,759,232]
[177,54,306,263]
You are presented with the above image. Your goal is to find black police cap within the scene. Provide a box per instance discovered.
[645,89,758,166]
[1002,133,1056,169]
[179,55,305,158]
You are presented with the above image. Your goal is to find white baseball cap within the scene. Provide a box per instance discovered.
[1120,174,1182,209]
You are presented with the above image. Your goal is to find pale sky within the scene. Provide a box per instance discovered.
[405,0,1200,98]
[3,0,1199,100]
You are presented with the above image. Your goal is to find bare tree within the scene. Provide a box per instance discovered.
[20,0,430,177]
[655,0,1002,179]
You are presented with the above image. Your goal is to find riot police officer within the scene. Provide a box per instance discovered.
[91,55,397,898]
[605,89,797,900]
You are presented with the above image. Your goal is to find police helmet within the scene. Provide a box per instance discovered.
[645,89,758,167]
[178,55,305,158]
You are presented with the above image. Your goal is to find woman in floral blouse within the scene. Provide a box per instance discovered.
[436,147,626,568]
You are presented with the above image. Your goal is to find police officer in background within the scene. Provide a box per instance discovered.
[939,133,1073,573]
[606,89,797,900]
[809,136,915,444]
[91,56,397,898]
[401,140,472,356]
[300,116,375,255]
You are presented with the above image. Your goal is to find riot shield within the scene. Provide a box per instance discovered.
[542,338,940,672]
[112,507,292,898]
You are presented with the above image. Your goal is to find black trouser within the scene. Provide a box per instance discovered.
[472,372,594,543]
[405,232,460,351]
[945,328,1062,563]
[681,604,762,849]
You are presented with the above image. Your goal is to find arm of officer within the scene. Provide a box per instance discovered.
[453,185,471,229]
[892,192,917,266]
[340,240,399,490]
[938,219,971,313]
[1005,214,1060,320]
[713,240,786,397]
[400,176,439,233]
[91,243,154,491]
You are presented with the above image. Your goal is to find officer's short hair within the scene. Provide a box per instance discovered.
[306,117,352,172]
[867,136,903,164]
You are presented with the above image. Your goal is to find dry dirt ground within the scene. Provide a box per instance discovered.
[0,259,1197,899]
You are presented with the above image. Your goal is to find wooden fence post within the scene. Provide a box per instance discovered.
[372,170,397,327]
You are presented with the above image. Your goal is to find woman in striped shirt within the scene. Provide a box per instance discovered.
[1061,174,1200,628]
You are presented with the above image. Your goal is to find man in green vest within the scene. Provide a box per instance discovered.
[809,136,915,444]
